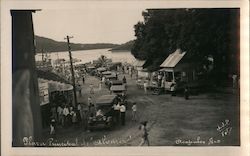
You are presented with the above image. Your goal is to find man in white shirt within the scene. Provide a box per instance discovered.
[102,76,105,83]
[113,103,120,124]
[120,104,126,126]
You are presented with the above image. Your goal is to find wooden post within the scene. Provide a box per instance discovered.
[172,71,175,83]
[65,36,78,107]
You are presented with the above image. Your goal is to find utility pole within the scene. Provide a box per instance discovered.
[57,52,59,67]
[64,35,78,107]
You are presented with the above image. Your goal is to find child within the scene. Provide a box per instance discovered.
[50,119,56,136]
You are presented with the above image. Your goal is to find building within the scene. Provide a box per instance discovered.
[159,49,197,91]
[133,59,147,78]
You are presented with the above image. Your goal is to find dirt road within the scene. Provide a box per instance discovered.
[42,72,240,146]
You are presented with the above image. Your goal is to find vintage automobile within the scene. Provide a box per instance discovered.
[110,84,126,96]
[101,71,112,76]
[100,71,112,78]
[110,80,127,101]
[110,80,123,86]
[96,67,107,77]
[87,95,118,130]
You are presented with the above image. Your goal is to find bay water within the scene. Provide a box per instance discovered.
[35,48,136,64]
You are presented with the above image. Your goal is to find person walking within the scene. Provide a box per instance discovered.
[161,78,165,88]
[143,81,148,94]
[77,103,82,126]
[82,76,85,84]
[102,76,105,84]
[116,73,118,80]
[78,84,82,96]
[63,105,70,127]
[57,105,63,125]
[87,96,92,111]
[50,119,56,136]
[184,86,189,100]
[132,102,137,121]
[123,76,127,84]
[99,81,102,91]
[157,74,162,87]
[90,84,94,94]
[139,121,150,146]
[120,103,126,126]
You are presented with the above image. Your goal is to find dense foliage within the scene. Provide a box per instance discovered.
[131,9,239,81]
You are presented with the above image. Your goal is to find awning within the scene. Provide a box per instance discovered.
[39,78,73,92]
[48,81,73,92]
[159,68,174,72]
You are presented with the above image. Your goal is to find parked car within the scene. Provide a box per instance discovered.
[110,80,127,103]
[110,80,123,86]
[110,84,126,97]
[96,67,107,77]
[87,95,118,130]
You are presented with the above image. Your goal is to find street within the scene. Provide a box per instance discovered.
[41,72,240,146]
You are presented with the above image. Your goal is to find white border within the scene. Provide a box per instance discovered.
[1,1,249,156]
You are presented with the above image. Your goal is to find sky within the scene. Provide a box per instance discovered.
[32,7,145,44]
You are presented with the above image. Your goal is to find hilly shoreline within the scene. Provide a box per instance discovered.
[35,35,119,53]
[35,35,134,53]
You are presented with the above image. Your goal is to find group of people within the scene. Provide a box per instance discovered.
[112,102,126,126]
[112,102,138,126]
[49,103,86,136]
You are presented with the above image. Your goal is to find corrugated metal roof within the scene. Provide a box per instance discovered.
[134,60,146,67]
[160,49,186,68]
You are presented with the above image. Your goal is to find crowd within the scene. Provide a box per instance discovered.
[49,102,87,136]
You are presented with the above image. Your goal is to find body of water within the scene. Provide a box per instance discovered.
[35,48,136,64]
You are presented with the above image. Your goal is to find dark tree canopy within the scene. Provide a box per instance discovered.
[131,8,240,79]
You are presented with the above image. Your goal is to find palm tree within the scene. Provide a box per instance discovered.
[98,55,108,66]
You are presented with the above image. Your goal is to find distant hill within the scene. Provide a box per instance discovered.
[35,35,119,53]
[109,40,134,52]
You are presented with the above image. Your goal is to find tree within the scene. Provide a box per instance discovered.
[131,9,240,83]
[97,55,108,67]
